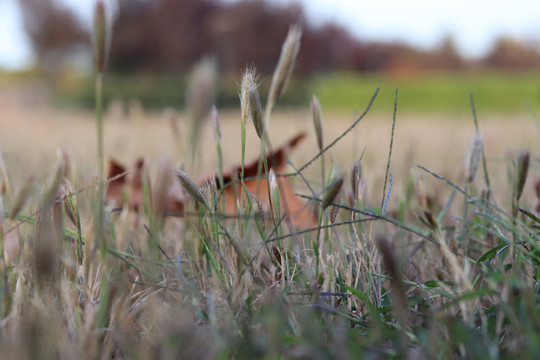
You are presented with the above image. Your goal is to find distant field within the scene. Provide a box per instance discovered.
[38,69,540,115]
[311,70,540,114]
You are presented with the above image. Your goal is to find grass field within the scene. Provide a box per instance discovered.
[3,24,540,358]
[39,68,540,116]
[2,86,540,357]
[311,71,540,114]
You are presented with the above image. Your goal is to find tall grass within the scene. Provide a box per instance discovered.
[2,21,540,360]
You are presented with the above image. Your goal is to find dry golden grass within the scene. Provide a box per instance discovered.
[2,99,539,210]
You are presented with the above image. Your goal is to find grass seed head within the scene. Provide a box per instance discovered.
[351,160,362,202]
[514,150,530,203]
[93,0,112,73]
[269,168,280,215]
[322,176,344,210]
[330,192,341,223]
[465,134,483,184]
[249,84,264,140]
[61,179,78,227]
[240,67,254,125]
[311,95,324,151]
[240,67,264,139]
[203,176,218,212]
[176,168,211,212]
[267,25,302,109]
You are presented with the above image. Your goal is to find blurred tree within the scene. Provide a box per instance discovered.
[108,0,379,74]
[110,0,217,72]
[109,0,308,73]
[436,35,463,70]
[484,37,540,69]
[19,0,88,71]
[23,0,521,76]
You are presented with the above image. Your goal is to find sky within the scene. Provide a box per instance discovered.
[1,0,540,71]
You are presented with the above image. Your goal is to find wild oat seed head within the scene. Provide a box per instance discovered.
[176,169,211,212]
[267,25,302,108]
[311,95,324,151]
[465,134,483,183]
[240,67,258,124]
[240,67,264,139]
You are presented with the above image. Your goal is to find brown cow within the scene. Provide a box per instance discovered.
[105,132,316,228]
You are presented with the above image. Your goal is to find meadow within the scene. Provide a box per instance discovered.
[2,30,540,359]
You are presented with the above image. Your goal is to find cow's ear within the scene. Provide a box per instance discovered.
[106,159,127,208]
[215,132,307,187]
[108,158,126,183]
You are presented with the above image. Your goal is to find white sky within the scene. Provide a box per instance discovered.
[1,0,540,70]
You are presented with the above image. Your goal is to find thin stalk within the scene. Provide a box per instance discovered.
[292,88,379,174]
[95,73,106,259]
[470,93,493,200]
[381,89,397,210]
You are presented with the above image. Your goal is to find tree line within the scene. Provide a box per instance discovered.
[18,0,540,74]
